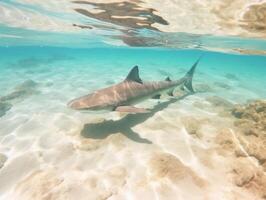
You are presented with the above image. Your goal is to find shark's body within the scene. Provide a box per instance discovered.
[68,59,200,113]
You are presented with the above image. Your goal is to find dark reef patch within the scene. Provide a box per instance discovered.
[232,100,266,138]
[0,80,38,102]
[213,99,266,198]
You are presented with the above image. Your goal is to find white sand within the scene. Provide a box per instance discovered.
[0,57,265,200]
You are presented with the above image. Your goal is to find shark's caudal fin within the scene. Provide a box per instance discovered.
[183,56,202,93]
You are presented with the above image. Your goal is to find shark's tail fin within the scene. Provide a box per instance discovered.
[183,56,202,93]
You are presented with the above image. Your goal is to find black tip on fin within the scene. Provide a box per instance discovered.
[165,76,171,81]
[125,66,142,83]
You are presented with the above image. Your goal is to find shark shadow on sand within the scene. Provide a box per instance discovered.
[80,93,191,144]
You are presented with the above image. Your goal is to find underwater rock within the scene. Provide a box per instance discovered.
[0,80,38,102]
[0,153,7,169]
[149,153,206,187]
[231,157,266,199]
[234,119,260,136]
[206,96,234,109]
[215,128,238,155]
[232,100,265,138]
[232,157,256,187]
[239,135,266,164]
[249,172,266,199]
[232,100,266,123]
[0,101,12,117]
[232,156,266,199]
[220,101,266,200]
[230,100,266,163]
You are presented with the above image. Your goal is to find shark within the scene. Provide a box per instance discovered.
[68,58,200,113]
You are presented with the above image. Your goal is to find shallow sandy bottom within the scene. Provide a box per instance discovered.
[0,49,265,200]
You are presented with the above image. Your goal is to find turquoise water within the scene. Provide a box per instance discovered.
[1,46,266,103]
[0,45,266,200]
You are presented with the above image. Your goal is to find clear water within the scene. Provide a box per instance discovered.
[0,1,266,200]
[1,47,265,102]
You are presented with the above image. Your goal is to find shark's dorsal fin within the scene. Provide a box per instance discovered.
[125,66,142,83]
[165,77,171,82]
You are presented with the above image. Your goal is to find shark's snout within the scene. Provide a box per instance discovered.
[67,96,103,111]
[67,100,84,110]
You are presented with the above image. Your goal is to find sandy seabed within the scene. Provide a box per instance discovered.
[0,57,265,200]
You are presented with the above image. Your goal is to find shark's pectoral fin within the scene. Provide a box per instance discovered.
[115,106,150,113]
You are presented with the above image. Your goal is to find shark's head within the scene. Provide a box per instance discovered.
[67,66,142,111]
[67,92,112,111]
